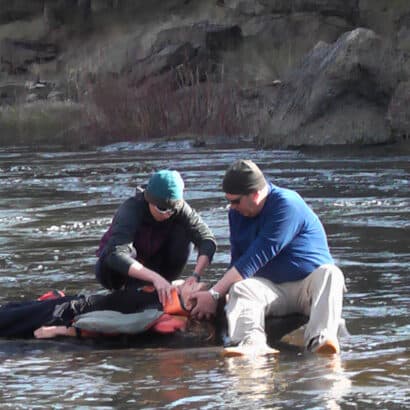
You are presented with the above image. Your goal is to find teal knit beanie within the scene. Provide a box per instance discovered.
[144,170,184,209]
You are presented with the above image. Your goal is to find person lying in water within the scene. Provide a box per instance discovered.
[0,280,208,340]
[0,280,309,351]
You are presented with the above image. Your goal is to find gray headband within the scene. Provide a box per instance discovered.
[222,159,266,194]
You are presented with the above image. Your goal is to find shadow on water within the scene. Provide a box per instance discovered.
[0,141,409,409]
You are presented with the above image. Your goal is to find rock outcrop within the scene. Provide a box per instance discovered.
[257,28,400,147]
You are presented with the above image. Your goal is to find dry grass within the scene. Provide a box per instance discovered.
[0,101,83,146]
[0,68,252,148]
[81,66,251,142]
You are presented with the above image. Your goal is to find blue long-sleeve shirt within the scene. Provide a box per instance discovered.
[229,183,333,283]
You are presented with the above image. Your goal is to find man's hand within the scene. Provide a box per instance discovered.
[189,290,218,320]
[185,274,200,286]
[152,276,174,306]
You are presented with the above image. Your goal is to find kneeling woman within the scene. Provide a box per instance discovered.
[96,169,217,307]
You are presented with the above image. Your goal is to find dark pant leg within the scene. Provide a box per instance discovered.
[0,297,76,337]
[84,289,161,313]
[95,248,133,290]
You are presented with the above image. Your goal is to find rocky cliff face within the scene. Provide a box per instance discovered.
[1,0,410,147]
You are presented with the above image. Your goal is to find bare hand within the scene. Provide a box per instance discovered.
[178,280,207,311]
[185,275,199,286]
[189,290,218,320]
[153,276,174,306]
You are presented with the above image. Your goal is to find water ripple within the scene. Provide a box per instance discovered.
[0,143,408,409]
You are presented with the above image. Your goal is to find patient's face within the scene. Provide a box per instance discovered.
[178,281,208,311]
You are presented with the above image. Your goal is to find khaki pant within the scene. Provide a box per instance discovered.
[226,264,345,348]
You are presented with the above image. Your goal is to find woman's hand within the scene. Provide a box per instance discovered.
[152,275,174,306]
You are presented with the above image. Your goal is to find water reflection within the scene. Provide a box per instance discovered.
[221,353,352,410]
[223,355,279,405]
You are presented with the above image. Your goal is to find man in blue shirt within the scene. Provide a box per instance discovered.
[191,159,345,356]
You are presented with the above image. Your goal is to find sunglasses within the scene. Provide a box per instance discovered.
[228,195,243,205]
[154,205,175,214]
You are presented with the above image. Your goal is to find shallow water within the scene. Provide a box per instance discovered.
[0,141,408,409]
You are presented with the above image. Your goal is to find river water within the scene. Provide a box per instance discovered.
[0,141,408,409]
